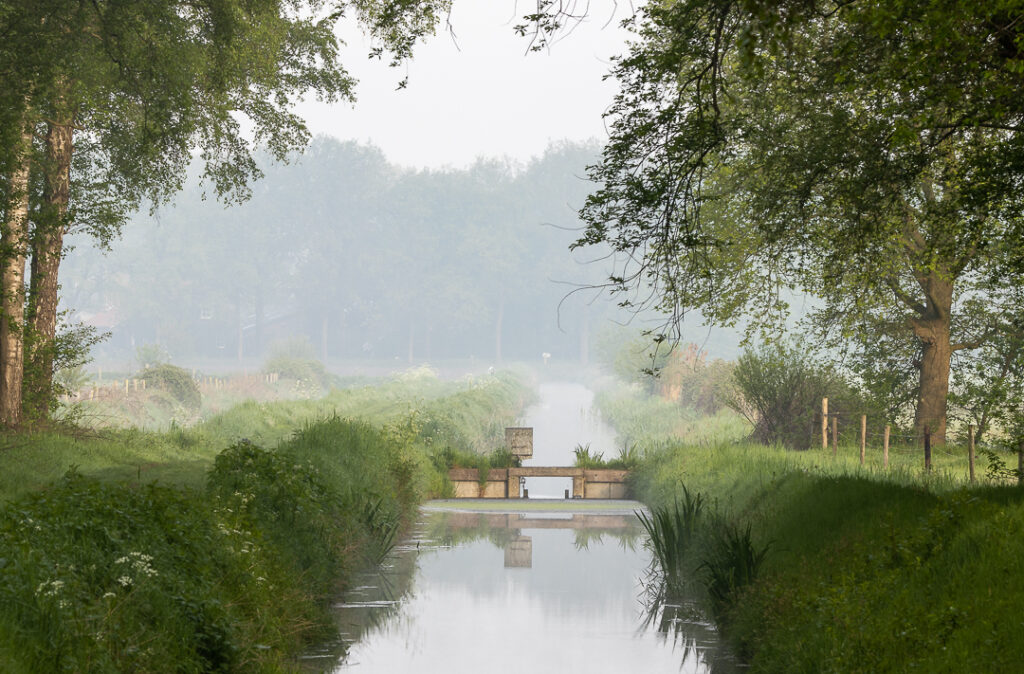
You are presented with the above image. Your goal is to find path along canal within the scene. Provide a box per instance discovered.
[302,383,742,673]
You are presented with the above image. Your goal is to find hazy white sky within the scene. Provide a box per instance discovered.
[296,3,633,170]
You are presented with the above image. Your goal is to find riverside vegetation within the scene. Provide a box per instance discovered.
[597,383,1024,672]
[0,369,529,672]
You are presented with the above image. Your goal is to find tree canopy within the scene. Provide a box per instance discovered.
[573,0,1024,443]
[0,0,449,425]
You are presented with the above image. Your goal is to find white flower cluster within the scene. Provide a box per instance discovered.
[113,551,158,586]
[35,579,64,598]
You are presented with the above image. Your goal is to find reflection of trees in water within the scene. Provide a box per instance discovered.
[572,526,643,551]
[422,510,521,548]
[639,570,745,674]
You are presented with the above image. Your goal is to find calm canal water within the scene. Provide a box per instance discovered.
[307,502,742,674]
[302,382,741,672]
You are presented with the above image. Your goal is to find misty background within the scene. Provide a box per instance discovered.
[61,137,739,374]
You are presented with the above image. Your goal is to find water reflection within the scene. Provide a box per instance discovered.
[310,503,742,673]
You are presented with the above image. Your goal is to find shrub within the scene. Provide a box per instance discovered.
[263,355,327,384]
[139,363,201,411]
[730,342,876,450]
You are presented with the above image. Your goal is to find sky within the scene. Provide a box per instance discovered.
[296,2,634,170]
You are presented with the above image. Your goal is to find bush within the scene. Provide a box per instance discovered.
[139,363,202,411]
[263,355,327,385]
[730,342,875,450]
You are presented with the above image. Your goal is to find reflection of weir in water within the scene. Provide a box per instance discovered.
[318,504,743,674]
[439,511,639,569]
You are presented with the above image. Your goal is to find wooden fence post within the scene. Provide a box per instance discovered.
[968,424,976,484]
[831,415,838,457]
[883,425,890,469]
[1018,439,1023,486]
[924,426,932,472]
[860,414,866,466]
[822,397,829,450]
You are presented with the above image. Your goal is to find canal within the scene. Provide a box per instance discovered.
[303,382,740,672]
[310,500,741,673]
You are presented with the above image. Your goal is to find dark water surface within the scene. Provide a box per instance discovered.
[308,501,742,674]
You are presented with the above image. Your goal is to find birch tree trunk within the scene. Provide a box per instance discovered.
[0,122,33,426]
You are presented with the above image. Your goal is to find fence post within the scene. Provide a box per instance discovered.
[831,415,838,457]
[968,424,976,484]
[883,425,890,469]
[924,426,932,472]
[1018,439,1023,486]
[822,397,829,450]
[860,414,866,466]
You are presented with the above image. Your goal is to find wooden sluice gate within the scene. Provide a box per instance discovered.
[447,426,630,499]
[447,466,629,499]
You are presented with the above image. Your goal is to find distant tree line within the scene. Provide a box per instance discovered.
[62,138,615,367]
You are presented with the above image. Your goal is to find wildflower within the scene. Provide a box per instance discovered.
[35,579,64,597]
[102,592,116,600]
[116,575,133,587]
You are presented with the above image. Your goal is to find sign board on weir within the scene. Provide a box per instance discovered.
[505,427,533,459]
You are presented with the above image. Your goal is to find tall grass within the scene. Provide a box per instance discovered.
[631,441,1024,670]
[599,384,1024,670]
[0,370,531,671]
[636,486,705,593]
[594,387,750,447]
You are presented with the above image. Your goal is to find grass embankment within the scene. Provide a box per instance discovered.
[0,371,528,672]
[629,431,1024,671]
[2,371,525,500]
[594,386,749,448]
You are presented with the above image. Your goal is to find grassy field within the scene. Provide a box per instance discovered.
[0,369,529,672]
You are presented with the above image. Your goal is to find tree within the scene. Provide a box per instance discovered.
[0,0,448,425]
[573,0,1024,444]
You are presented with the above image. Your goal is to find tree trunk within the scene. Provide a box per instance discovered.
[25,121,73,420]
[910,273,954,445]
[0,123,33,427]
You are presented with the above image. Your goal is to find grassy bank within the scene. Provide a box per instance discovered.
[594,386,749,448]
[1,370,526,500]
[588,380,1024,671]
[631,440,1024,672]
[0,371,528,672]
